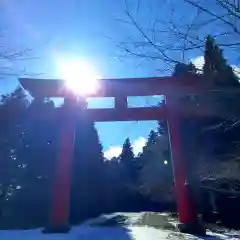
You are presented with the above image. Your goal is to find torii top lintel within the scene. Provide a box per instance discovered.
[19,76,212,98]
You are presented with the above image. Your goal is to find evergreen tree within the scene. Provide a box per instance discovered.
[10,98,58,228]
[118,138,139,210]
[203,35,239,86]
[104,157,126,212]
[158,121,168,136]
[119,138,136,183]
[139,130,160,162]
[147,130,157,145]
[173,62,197,77]
[203,35,215,78]
[1,95,106,227]
[0,87,28,222]
[138,130,174,207]
[120,138,134,164]
[70,107,105,223]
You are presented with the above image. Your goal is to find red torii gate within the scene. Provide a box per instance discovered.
[19,76,211,235]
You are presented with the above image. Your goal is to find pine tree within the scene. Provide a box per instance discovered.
[138,130,174,206]
[0,87,28,221]
[11,98,58,228]
[104,156,126,212]
[203,35,215,78]
[118,138,139,207]
[147,130,157,145]
[70,112,105,223]
[158,121,168,136]
[173,62,197,77]
[119,138,136,184]
[139,130,158,164]
[203,35,239,86]
[120,138,134,164]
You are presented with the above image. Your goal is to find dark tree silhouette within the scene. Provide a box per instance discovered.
[120,138,134,164]
[138,129,174,208]
[203,35,238,86]
[119,138,136,183]
[70,108,105,223]
[0,87,28,221]
[173,62,198,77]
[8,98,58,228]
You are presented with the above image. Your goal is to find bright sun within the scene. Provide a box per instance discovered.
[57,59,101,95]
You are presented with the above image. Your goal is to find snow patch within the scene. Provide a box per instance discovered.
[0,212,239,239]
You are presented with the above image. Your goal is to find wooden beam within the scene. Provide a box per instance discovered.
[86,107,167,121]
[13,104,223,123]
[19,76,212,98]
[26,107,167,122]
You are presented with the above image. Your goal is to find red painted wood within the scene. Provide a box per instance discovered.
[19,76,212,98]
[86,107,168,121]
[166,98,198,225]
[26,107,167,121]
[49,101,76,230]
[25,105,217,123]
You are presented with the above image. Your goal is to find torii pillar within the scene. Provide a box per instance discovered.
[46,97,77,232]
[167,97,202,234]
[19,76,208,235]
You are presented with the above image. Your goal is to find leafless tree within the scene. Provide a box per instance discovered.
[117,0,240,73]
[0,32,37,79]
[116,0,240,195]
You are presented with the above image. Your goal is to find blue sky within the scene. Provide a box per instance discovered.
[1,0,239,158]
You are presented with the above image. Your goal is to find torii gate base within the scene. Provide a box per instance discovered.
[20,76,207,236]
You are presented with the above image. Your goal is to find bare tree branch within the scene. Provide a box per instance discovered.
[124,10,179,64]
[0,35,37,78]
[184,0,240,34]
[116,0,240,72]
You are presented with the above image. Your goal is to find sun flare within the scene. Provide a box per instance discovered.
[57,59,101,95]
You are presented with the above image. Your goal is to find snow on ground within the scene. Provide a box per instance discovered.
[0,212,239,240]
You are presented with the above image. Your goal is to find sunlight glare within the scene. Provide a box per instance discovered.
[58,59,101,95]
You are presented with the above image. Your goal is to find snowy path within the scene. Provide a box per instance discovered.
[0,212,239,239]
